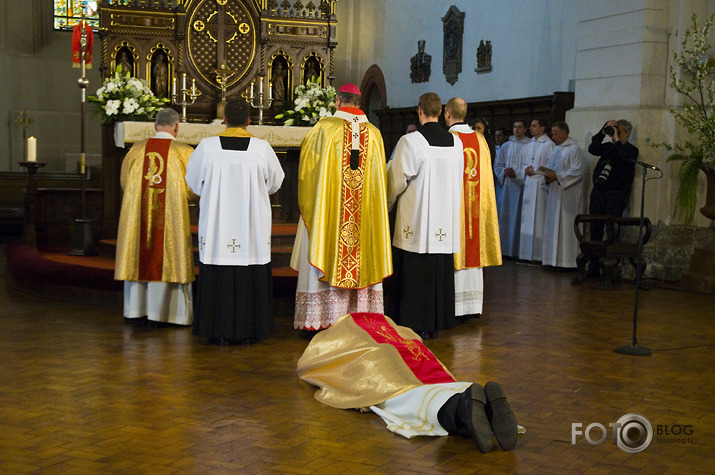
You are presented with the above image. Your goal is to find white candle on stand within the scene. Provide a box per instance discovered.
[269,81,273,101]
[251,81,255,98]
[192,78,196,94]
[27,137,37,162]
[172,76,176,96]
[259,77,263,94]
[182,73,187,92]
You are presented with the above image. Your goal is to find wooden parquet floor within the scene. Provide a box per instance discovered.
[1,252,714,474]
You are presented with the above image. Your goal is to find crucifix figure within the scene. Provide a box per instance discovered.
[213,59,236,102]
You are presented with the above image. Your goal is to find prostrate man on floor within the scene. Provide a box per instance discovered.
[291,83,392,333]
[297,312,519,452]
[386,92,463,339]
[495,120,531,258]
[186,99,285,345]
[540,121,587,269]
[519,119,555,264]
[444,97,502,320]
[115,108,196,326]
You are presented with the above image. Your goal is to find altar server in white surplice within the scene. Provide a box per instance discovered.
[386,92,463,339]
[185,99,285,345]
[518,119,555,264]
[494,121,530,258]
[540,121,587,269]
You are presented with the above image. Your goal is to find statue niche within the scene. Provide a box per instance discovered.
[151,51,169,98]
[115,47,135,76]
[270,55,290,104]
[303,55,322,84]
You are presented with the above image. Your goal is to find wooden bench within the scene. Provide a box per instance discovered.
[571,214,652,289]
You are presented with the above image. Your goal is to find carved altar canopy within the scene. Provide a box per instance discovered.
[98,0,338,121]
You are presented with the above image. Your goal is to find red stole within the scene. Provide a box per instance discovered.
[351,313,456,385]
[138,138,171,281]
[456,131,482,267]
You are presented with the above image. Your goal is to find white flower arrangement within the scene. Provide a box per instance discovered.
[88,65,168,123]
[275,77,336,126]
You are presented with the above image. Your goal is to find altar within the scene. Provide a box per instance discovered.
[114,122,310,148]
[101,121,309,238]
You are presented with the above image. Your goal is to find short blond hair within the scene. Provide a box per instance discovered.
[419,92,442,118]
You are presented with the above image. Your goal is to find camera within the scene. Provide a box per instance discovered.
[596,162,612,185]
[603,125,616,136]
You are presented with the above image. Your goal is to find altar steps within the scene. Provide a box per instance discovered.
[97,223,298,276]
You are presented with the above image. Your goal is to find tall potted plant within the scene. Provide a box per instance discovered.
[657,13,715,224]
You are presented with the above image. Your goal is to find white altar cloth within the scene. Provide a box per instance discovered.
[114,121,310,148]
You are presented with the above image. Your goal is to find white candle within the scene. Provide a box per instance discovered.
[269,81,273,101]
[192,78,196,94]
[250,81,255,98]
[182,73,186,91]
[259,77,263,94]
[172,76,176,96]
[27,136,36,162]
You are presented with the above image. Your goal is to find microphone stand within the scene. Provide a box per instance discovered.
[616,163,651,356]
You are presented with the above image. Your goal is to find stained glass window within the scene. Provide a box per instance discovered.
[53,1,99,30]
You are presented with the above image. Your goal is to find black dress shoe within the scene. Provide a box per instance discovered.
[484,381,518,450]
[456,384,493,453]
[124,316,147,326]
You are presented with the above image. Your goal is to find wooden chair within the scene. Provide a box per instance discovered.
[571,214,652,290]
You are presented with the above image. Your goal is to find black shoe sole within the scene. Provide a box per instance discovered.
[485,381,518,451]
[457,384,493,453]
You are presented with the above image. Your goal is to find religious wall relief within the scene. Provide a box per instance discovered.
[475,39,492,74]
[410,40,431,83]
[441,5,464,85]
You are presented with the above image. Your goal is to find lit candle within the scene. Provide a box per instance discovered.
[259,77,263,94]
[172,76,176,96]
[269,81,273,101]
[27,136,37,162]
[192,78,196,94]
[182,73,186,92]
[250,81,255,98]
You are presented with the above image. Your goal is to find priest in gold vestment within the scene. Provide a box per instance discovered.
[445,98,502,319]
[291,84,392,331]
[115,108,196,325]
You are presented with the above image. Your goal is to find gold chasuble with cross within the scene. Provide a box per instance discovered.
[115,137,196,284]
[450,129,502,269]
[298,107,392,289]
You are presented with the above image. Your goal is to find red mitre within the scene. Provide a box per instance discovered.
[338,83,361,95]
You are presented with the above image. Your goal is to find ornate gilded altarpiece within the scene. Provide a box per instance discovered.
[98,0,338,121]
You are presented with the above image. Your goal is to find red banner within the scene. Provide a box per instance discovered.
[138,139,171,281]
[72,21,94,69]
[351,313,456,385]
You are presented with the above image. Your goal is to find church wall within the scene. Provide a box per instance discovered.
[0,5,103,173]
[335,0,579,109]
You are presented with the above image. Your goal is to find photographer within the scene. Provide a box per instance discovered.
[586,119,638,276]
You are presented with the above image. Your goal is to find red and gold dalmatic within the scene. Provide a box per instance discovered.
[297,313,456,409]
[451,131,502,269]
[298,107,392,289]
[115,137,196,284]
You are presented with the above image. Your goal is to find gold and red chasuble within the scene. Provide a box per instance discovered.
[452,131,502,270]
[137,138,171,281]
[297,313,457,409]
[298,107,392,289]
